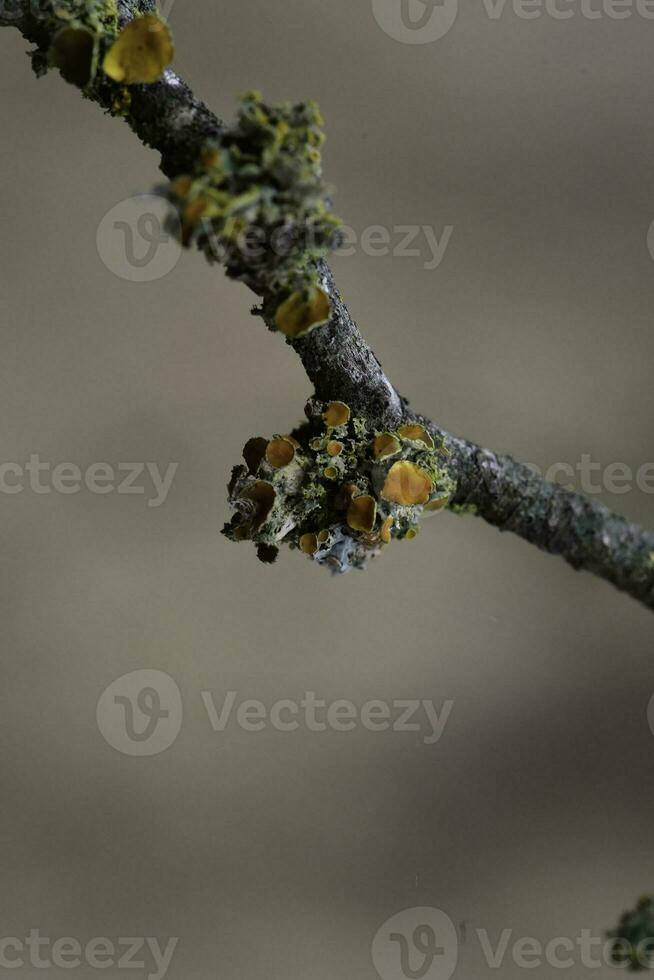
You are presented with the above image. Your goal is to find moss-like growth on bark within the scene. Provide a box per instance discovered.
[165,91,341,336]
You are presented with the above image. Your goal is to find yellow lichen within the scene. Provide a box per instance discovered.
[380,516,394,544]
[381,461,433,506]
[242,480,276,530]
[299,533,319,555]
[327,440,344,457]
[346,494,377,534]
[323,401,350,428]
[424,494,451,512]
[373,433,401,460]
[397,424,435,449]
[103,14,173,84]
[265,438,296,469]
[171,175,193,198]
[274,287,331,339]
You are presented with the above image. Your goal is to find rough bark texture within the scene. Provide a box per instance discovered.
[2,0,653,610]
[434,428,654,608]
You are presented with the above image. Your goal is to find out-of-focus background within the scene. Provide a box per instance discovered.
[1,1,653,977]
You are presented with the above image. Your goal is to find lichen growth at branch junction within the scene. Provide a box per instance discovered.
[165,91,342,337]
[223,401,456,572]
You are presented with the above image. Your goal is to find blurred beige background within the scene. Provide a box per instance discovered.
[1,1,654,977]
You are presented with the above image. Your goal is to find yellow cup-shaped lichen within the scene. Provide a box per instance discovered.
[242,480,276,530]
[397,424,435,450]
[346,494,377,534]
[265,438,296,469]
[326,440,344,457]
[49,26,96,87]
[103,14,173,85]
[373,433,401,460]
[381,461,433,506]
[323,401,350,428]
[299,533,319,555]
[274,287,331,339]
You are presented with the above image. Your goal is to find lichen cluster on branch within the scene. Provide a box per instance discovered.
[2,0,653,607]
[223,399,457,572]
[165,91,342,338]
[18,0,173,110]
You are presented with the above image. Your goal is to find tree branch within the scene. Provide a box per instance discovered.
[2,0,653,610]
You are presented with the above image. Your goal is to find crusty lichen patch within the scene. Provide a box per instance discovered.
[165,91,341,336]
[223,400,457,572]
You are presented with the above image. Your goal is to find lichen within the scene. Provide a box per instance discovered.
[102,13,173,84]
[449,502,478,516]
[222,400,456,572]
[34,0,119,84]
[165,91,341,336]
[30,2,172,96]
[608,896,654,971]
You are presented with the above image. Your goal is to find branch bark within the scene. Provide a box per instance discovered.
[3,0,653,610]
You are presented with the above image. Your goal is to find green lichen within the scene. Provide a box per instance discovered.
[608,896,654,972]
[31,0,119,85]
[29,2,171,108]
[165,91,341,334]
[449,502,478,516]
[222,401,456,572]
